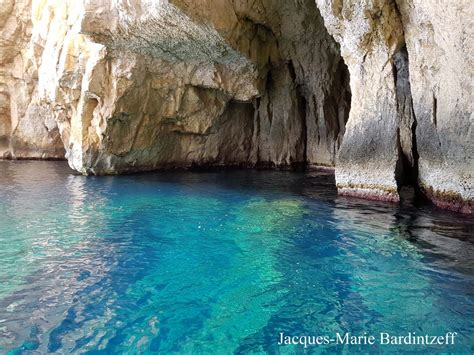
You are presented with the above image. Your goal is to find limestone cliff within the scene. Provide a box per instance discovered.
[396,0,473,213]
[0,0,65,159]
[316,0,405,203]
[0,0,349,173]
[316,0,473,213]
[0,0,472,213]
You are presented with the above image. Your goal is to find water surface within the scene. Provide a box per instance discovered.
[0,161,473,353]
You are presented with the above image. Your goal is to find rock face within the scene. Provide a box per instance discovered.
[316,0,473,213]
[1,0,350,173]
[0,0,472,213]
[316,0,405,203]
[396,0,473,213]
[0,0,65,159]
[172,0,351,169]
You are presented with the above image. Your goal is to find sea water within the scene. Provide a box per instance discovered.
[0,161,473,353]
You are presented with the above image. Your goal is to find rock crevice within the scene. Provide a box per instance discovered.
[317,0,472,213]
[393,45,419,190]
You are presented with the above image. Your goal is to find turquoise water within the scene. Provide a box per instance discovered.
[0,161,473,354]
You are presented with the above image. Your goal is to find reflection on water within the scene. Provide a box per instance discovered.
[0,161,473,353]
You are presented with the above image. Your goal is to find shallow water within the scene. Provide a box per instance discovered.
[0,160,473,353]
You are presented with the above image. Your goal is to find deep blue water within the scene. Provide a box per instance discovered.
[0,160,473,354]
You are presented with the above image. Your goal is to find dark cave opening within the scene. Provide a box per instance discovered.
[241,0,351,171]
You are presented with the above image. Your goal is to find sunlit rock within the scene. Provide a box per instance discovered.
[0,0,471,213]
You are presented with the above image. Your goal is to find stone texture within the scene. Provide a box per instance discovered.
[316,0,473,212]
[316,0,405,202]
[0,0,65,159]
[71,0,350,173]
[0,0,349,172]
[0,0,349,174]
[396,0,473,213]
[64,0,261,173]
[174,0,351,168]
[0,0,471,213]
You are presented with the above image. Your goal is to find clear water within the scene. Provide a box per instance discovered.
[0,161,473,354]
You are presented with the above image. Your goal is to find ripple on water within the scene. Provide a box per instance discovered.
[0,161,473,353]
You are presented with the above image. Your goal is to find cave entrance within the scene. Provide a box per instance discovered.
[58,0,351,173]
[234,0,351,170]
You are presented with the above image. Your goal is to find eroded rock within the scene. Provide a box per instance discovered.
[316,0,472,212]
[5,0,347,174]
[0,0,471,213]
[396,0,473,213]
[316,0,405,202]
[0,0,66,159]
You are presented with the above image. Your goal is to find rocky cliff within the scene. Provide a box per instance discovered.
[317,0,473,213]
[0,0,472,213]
